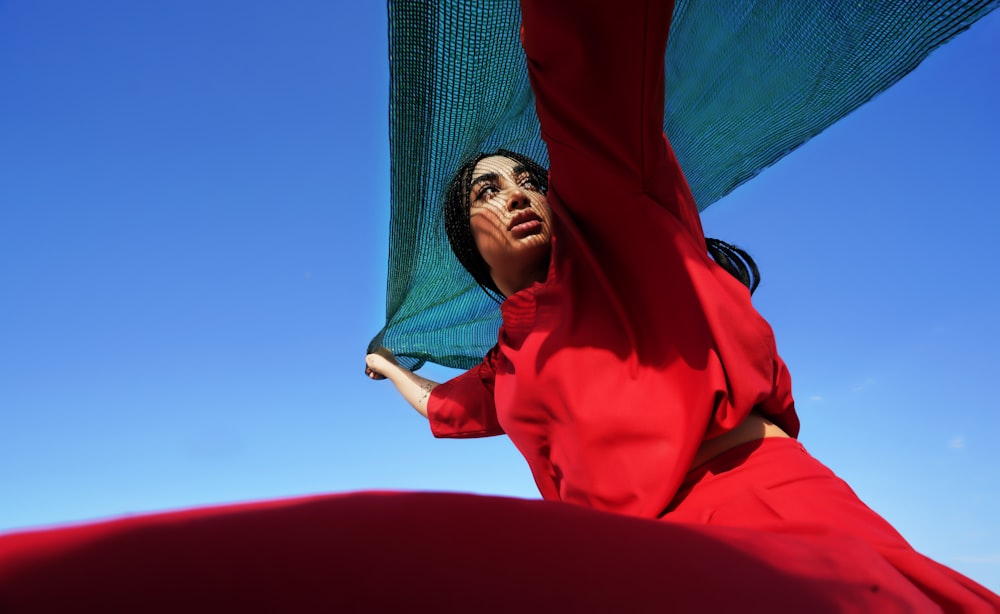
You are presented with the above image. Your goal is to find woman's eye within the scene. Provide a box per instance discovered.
[476,185,497,200]
[520,177,539,190]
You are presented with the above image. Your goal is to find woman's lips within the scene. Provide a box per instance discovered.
[510,219,543,239]
[509,211,543,239]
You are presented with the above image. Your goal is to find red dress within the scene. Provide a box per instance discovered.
[0,1,997,611]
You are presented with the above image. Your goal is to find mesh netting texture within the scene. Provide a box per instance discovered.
[372,0,998,370]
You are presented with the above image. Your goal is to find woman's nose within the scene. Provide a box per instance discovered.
[505,188,530,210]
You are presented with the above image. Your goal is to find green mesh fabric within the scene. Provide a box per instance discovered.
[372,0,998,371]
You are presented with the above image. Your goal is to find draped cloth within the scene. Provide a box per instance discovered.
[371,0,999,370]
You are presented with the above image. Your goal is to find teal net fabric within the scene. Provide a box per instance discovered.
[372,0,998,371]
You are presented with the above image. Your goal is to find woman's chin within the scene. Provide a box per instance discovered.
[515,230,550,249]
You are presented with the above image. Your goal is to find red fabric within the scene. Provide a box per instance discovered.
[428,345,505,438]
[0,492,946,612]
[664,438,1000,612]
[430,0,797,518]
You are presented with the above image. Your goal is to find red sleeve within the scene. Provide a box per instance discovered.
[515,0,797,517]
[427,346,505,438]
[519,0,704,242]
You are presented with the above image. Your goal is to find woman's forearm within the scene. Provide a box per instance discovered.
[385,368,438,418]
[366,351,438,418]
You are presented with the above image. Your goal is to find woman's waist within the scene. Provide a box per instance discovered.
[690,411,791,472]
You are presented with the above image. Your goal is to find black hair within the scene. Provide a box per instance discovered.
[444,149,761,299]
[706,238,761,294]
[443,149,549,302]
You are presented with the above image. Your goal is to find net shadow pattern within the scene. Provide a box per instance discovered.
[372,0,998,371]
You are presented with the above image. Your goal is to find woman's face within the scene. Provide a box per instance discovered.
[468,155,552,296]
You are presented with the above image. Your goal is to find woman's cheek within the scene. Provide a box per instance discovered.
[471,219,508,266]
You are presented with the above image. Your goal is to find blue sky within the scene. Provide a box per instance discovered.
[1,1,998,592]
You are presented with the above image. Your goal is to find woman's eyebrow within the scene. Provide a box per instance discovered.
[470,172,499,188]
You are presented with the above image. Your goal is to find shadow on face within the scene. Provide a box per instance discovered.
[468,156,553,296]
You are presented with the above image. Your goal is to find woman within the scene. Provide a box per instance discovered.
[366,0,1000,610]
[365,149,793,512]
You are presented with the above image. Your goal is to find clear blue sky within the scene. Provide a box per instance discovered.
[1,1,998,592]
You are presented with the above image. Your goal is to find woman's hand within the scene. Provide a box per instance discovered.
[365,347,399,380]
